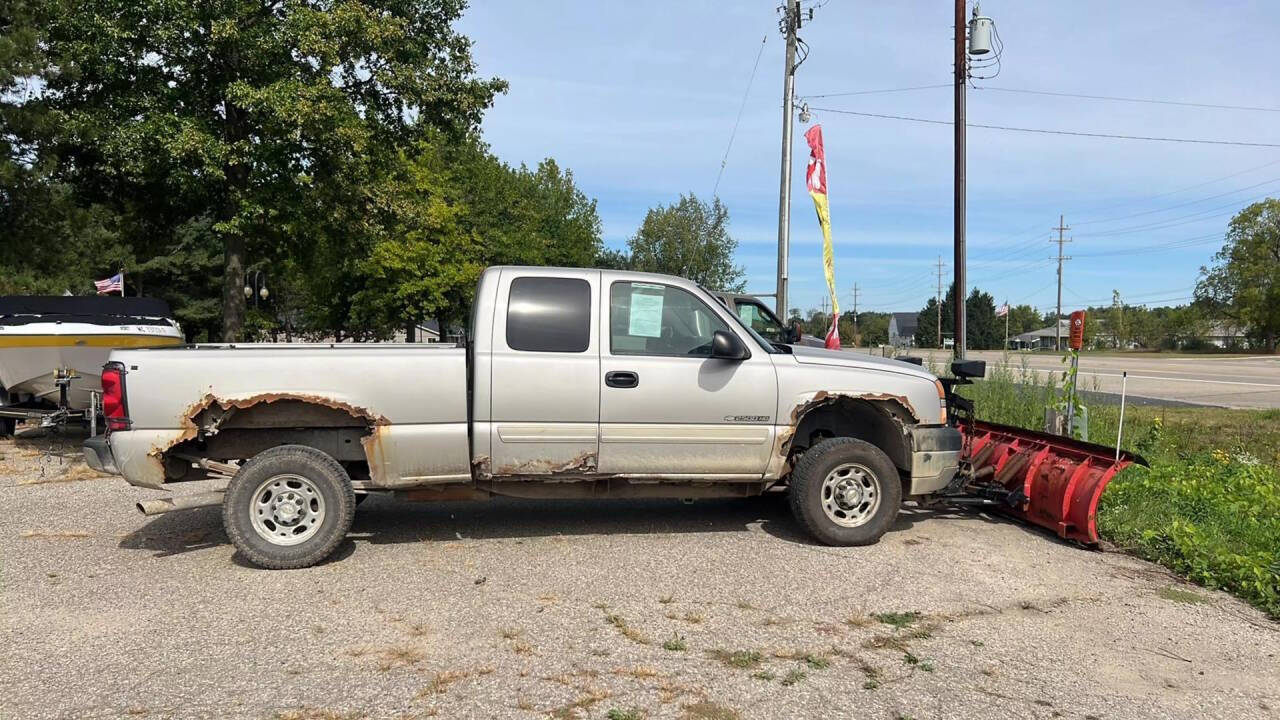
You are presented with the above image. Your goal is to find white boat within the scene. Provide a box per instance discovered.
[0,296,183,411]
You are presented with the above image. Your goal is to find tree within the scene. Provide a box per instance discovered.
[913,284,1002,350]
[7,0,506,340]
[1196,199,1280,352]
[1007,304,1042,336]
[627,194,746,292]
[966,288,999,350]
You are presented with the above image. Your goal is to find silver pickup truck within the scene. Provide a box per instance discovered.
[84,266,961,568]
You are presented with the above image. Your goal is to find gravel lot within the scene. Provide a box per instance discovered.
[3,429,1278,720]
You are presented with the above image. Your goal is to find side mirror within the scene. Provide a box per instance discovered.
[786,321,803,344]
[711,330,749,360]
[951,359,987,379]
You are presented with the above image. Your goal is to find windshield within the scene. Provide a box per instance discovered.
[697,286,780,353]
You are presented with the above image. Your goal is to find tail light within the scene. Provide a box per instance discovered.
[101,362,131,431]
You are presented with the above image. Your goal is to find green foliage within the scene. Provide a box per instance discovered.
[871,611,921,629]
[1196,198,1280,352]
[1098,455,1280,618]
[914,283,1000,350]
[625,193,746,292]
[3,0,506,340]
[961,364,1280,617]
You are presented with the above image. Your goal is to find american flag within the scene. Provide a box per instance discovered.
[94,272,124,295]
[996,303,1009,318]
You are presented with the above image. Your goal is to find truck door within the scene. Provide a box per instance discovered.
[597,276,778,478]
[488,269,600,476]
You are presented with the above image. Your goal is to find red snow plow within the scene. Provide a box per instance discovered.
[936,359,1146,545]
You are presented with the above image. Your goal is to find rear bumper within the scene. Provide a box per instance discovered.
[908,425,962,495]
[81,435,119,475]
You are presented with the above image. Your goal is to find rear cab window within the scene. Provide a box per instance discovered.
[506,276,591,353]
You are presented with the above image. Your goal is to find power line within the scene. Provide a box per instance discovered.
[1072,176,1280,227]
[1073,191,1277,238]
[807,106,1280,148]
[712,34,768,197]
[972,86,1280,113]
[801,83,952,100]
[1071,233,1222,258]
[802,83,1280,113]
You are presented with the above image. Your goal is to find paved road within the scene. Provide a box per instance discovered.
[3,433,1278,720]
[892,350,1280,409]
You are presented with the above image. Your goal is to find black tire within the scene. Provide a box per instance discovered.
[0,417,15,438]
[222,445,356,569]
[789,437,902,546]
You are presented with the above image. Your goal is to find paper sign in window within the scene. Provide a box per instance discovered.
[628,287,664,338]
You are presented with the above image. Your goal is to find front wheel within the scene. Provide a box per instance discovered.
[222,445,356,569]
[789,437,902,546]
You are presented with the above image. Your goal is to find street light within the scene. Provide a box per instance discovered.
[244,270,269,307]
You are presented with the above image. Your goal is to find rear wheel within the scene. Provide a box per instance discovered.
[222,445,355,569]
[789,437,902,546]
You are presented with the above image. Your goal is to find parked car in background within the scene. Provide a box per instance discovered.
[708,291,825,347]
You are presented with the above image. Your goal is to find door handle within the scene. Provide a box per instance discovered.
[605,371,639,389]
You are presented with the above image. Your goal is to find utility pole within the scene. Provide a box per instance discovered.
[953,0,967,360]
[851,283,861,347]
[935,256,945,349]
[1052,214,1071,350]
[774,0,802,318]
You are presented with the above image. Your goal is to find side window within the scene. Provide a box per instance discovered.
[506,277,590,353]
[737,301,784,342]
[610,282,730,356]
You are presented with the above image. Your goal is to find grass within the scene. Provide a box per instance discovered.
[1157,585,1211,605]
[662,632,687,652]
[707,649,762,669]
[603,613,651,646]
[681,702,740,720]
[780,668,807,687]
[871,611,921,629]
[606,709,645,720]
[957,357,1280,619]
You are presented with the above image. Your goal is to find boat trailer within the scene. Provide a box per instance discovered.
[0,369,101,436]
[932,359,1145,545]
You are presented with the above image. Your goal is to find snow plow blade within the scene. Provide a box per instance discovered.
[958,420,1147,545]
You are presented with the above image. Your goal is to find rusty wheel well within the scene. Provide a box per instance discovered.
[790,397,913,477]
[156,395,385,481]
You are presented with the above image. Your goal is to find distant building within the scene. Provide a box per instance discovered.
[1204,322,1250,349]
[1012,319,1070,350]
[889,312,919,347]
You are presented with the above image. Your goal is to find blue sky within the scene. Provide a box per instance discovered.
[457,1,1280,318]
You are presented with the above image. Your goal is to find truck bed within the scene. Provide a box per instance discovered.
[105,343,471,488]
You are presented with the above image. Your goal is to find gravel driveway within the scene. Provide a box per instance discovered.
[3,430,1277,720]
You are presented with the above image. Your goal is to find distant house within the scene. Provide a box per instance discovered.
[1204,322,1250,349]
[392,319,465,344]
[889,312,919,347]
[1011,319,1070,350]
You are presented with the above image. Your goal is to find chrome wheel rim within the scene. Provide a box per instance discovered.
[820,462,881,528]
[249,473,325,546]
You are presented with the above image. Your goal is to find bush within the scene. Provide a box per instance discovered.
[1098,455,1280,618]
[957,357,1280,618]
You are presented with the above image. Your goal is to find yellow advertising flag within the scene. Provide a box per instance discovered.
[804,124,841,349]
